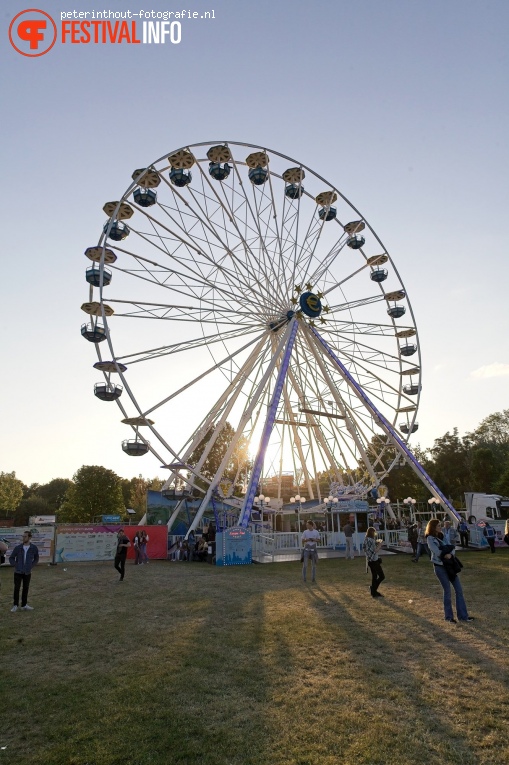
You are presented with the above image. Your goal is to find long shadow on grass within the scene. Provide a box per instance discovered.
[296,583,482,765]
[28,564,282,765]
[381,594,509,679]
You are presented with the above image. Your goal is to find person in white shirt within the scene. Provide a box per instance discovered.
[301,520,320,583]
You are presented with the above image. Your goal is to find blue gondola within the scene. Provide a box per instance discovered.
[94,382,123,401]
[370,268,388,283]
[86,267,112,287]
[133,188,157,207]
[169,168,192,187]
[285,183,304,199]
[400,344,417,357]
[81,323,107,343]
[318,206,337,221]
[387,305,406,318]
[248,167,268,185]
[122,439,149,456]
[347,235,365,249]
[103,221,129,241]
[209,162,231,181]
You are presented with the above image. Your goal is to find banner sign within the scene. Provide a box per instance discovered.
[55,525,169,562]
[102,515,122,523]
[55,525,118,562]
[0,526,54,565]
[216,526,252,566]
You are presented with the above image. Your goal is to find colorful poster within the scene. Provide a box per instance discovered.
[55,525,169,562]
[216,527,252,567]
[55,525,118,562]
[0,526,55,565]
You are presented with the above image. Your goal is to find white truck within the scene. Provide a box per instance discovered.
[464,492,509,545]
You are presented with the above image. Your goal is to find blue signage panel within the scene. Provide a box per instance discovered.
[216,526,252,566]
[102,514,122,523]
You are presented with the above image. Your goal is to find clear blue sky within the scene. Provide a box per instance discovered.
[2,0,508,485]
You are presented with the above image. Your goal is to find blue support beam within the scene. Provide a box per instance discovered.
[238,318,299,528]
[310,326,461,522]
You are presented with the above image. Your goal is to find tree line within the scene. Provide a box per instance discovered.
[1,409,508,523]
[0,468,164,526]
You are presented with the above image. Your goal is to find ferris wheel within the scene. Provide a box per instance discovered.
[82,139,449,531]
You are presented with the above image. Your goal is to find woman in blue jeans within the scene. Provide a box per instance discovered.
[425,518,474,623]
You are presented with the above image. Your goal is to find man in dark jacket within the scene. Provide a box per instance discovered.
[9,530,39,612]
[114,528,131,581]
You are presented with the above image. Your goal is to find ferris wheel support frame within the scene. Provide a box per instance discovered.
[308,325,461,522]
[239,318,299,527]
[185,319,297,536]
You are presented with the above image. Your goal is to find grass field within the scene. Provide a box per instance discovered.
[1,550,509,765]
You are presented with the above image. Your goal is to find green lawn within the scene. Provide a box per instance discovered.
[1,550,509,765]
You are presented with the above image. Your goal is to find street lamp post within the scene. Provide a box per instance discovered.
[324,495,338,541]
[404,497,417,523]
[428,497,441,518]
[290,495,306,538]
[376,497,388,541]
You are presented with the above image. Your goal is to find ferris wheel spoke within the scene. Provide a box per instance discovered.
[292,214,325,288]
[143,331,269,420]
[286,365,343,484]
[323,318,415,337]
[320,328,408,369]
[248,176,289,303]
[157,175,268,299]
[290,338,360,472]
[193,161,282,300]
[327,294,387,313]
[303,229,349,289]
[312,249,367,296]
[300,326,379,481]
[169,336,271,488]
[321,263,372,298]
[227,155,288,303]
[104,298,256,327]
[193,159,284,298]
[115,325,261,365]
[132,200,255,307]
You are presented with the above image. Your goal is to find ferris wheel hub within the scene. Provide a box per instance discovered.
[299,291,323,319]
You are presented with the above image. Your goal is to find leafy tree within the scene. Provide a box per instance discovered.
[495,464,509,497]
[13,496,52,526]
[188,423,250,495]
[120,475,166,518]
[0,472,24,517]
[59,465,124,523]
[468,409,509,446]
[470,447,499,492]
[425,429,472,503]
[33,478,73,511]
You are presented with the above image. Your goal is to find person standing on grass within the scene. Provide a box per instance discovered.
[483,522,496,553]
[412,521,430,562]
[140,530,149,564]
[9,530,39,612]
[458,518,470,548]
[442,519,458,549]
[133,531,142,566]
[408,523,418,558]
[362,527,385,598]
[301,520,320,583]
[425,518,474,623]
[342,520,355,559]
[114,528,131,582]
